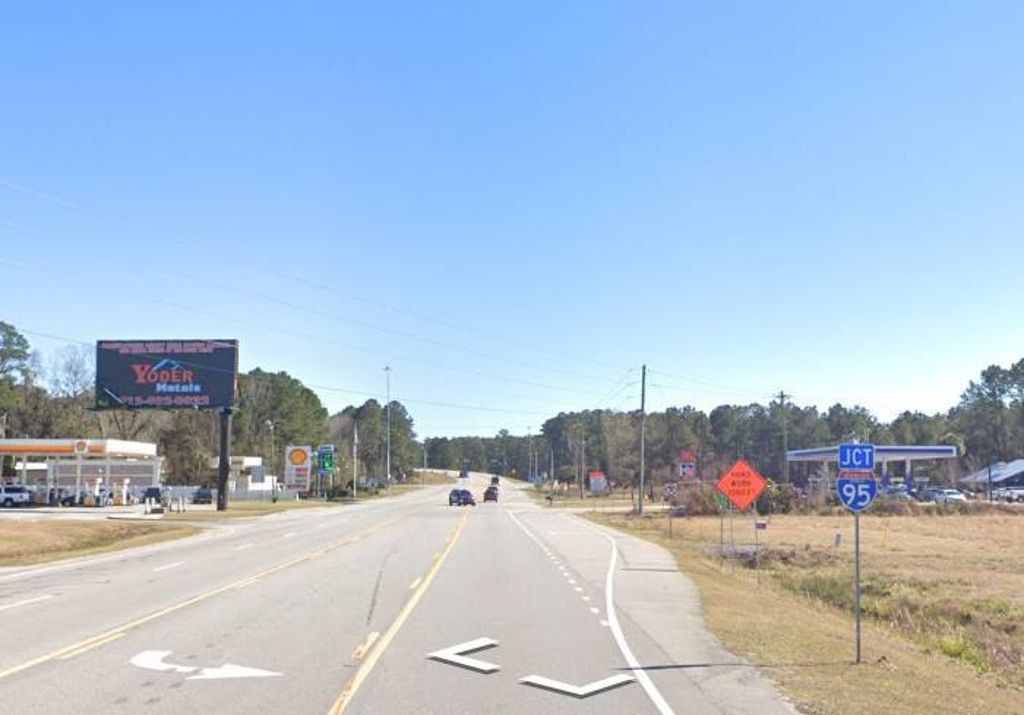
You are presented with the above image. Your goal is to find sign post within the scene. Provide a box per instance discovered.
[285,446,313,493]
[837,443,878,664]
[715,460,768,574]
[94,340,239,511]
[318,444,336,498]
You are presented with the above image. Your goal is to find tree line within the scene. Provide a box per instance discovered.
[2,321,1022,487]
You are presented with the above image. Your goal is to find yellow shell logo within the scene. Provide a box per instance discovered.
[288,448,308,465]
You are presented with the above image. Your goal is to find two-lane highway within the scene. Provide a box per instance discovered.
[0,476,795,715]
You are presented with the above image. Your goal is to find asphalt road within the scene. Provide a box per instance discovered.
[0,475,795,715]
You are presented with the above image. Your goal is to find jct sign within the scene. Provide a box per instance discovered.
[95,340,238,410]
[838,443,875,471]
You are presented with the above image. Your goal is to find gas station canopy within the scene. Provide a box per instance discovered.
[787,445,958,464]
[0,439,157,459]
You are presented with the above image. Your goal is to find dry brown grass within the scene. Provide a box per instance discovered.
[0,520,200,566]
[589,511,1024,715]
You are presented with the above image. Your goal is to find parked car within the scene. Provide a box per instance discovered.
[880,486,913,500]
[0,485,34,508]
[932,488,968,505]
[483,486,499,502]
[192,487,213,504]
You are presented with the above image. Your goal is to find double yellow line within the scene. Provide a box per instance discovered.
[327,510,470,714]
[0,514,405,681]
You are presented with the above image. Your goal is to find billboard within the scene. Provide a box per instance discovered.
[95,340,238,410]
[284,445,312,491]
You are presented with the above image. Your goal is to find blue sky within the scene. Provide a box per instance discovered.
[2,2,1022,438]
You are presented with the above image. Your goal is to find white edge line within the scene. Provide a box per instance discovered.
[507,509,675,715]
[0,594,54,613]
[575,517,676,715]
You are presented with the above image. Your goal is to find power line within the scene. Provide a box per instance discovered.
[16,328,551,417]
[0,258,615,401]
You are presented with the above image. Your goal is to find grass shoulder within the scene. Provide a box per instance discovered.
[0,520,201,567]
[586,511,1023,715]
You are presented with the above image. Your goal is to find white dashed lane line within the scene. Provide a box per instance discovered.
[152,562,184,573]
[0,595,54,613]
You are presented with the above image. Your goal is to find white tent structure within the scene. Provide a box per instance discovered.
[960,460,1024,488]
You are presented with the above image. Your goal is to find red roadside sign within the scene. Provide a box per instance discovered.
[716,459,768,511]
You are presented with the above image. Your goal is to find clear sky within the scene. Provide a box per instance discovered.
[2,2,1022,438]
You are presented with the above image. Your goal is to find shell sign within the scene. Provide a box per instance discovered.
[284,445,312,491]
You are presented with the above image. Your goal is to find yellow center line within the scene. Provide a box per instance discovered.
[327,511,470,715]
[350,632,380,662]
[57,632,126,661]
[0,513,409,681]
[408,577,422,590]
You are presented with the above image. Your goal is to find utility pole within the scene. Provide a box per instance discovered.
[422,442,427,486]
[580,426,586,500]
[639,364,646,515]
[549,449,554,491]
[778,390,791,483]
[352,421,359,500]
[384,366,392,486]
[528,428,533,480]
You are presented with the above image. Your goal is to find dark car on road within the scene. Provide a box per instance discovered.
[484,486,499,502]
[448,489,475,506]
[490,476,500,486]
[192,487,213,504]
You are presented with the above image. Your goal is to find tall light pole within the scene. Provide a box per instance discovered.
[384,366,392,486]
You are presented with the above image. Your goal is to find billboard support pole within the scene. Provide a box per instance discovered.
[217,407,232,511]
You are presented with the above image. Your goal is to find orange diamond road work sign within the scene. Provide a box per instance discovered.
[716,459,768,511]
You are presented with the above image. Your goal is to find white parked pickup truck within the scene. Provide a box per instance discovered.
[991,486,1024,503]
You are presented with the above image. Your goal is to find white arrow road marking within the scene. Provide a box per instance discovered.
[130,651,196,674]
[519,673,635,698]
[187,663,282,680]
[426,637,500,673]
[130,651,281,680]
